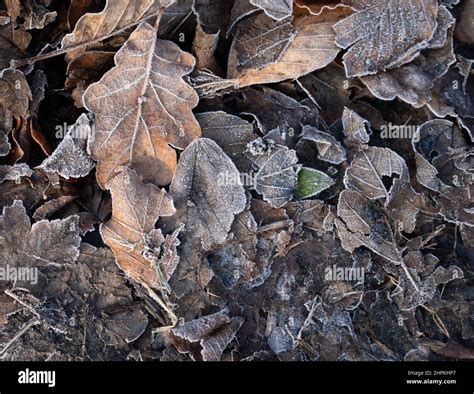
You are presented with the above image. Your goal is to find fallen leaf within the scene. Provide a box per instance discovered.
[333,0,439,77]
[228,7,349,87]
[248,143,299,208]
[250,0,293,21]
[37,113,95,179]
[61,0,175,58]
[100,167,176,290]
[296,167,334,199]
[169,308,243,361]
[0,200,81,266]
[167,138,247,250]
[84,21,200,187]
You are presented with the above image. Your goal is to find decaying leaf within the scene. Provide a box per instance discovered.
[169,308,243,361]
[248,143,299,208]
[299,125,346,164]
[37,113,94,179]
[0,200,81,266]
[167,138,247,250]
[197,111,256,172]
[250,0,293,21]
[0,163,32,183]
[342,107,371,148]
[84,21,200,187]
[334,0,439,77]
[228,7,350,87]
[100,167,176,290]
[61,0,175,58]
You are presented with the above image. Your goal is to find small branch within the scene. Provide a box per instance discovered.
[0,319,39,356]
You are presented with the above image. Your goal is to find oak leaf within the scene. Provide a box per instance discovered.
[84,21,200,188]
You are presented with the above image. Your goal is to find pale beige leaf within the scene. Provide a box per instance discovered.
[84,21,200,188]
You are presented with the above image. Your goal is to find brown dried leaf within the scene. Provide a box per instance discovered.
[227,12,297,77]
[61,0,175,57]
[229,7,349,87]
[335,190,402,264]
[192,23,220,73]
[334,0,439,77]
[0,163,32,183]
[170,308,243,361]
[342,107,371,148]
[0,200,81,266]
[197,111,257,172]
[168,138,247,250]
[100,167,176,289]
[37,114,94,179]
[5,0,57,30]
[0,22,31,69]
[360,34,455,108]
[250,0,292,21]
[299,125,346,164]
[0,68,31,134]
[249,144,299,208]
[84,21,200,188]
[344,146,407,201]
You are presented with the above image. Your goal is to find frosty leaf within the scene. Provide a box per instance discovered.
[0,22,31,69]
[335,190,402,264]
[61,0,175,56]
[227,13,297,76]
[168,138,247,250]
[333,0,439,77]
[360,35,455,108]
[103,309,148,343]
[342,107,371,148]
[0,200,81,266]
[344,146,407,201]
[170,308,243,361]
[295,0,350,15]
[6,0,56,30]
[345,146,419,232]
[196,111,256,172]
[33,196,77,221]
[192,0,233,33]
[159,0,194,35]
[229,7,349,87]
[37,114,94,179]
[299,125,346,164]
[101,167,176,289]
[228,0,259,35]
[0,163,32,183]
[250,144,299,208]
[192,23,220,73]
[250,0,292,21]
[84,21,200,188]
[237,87,319,134]
[0,68,31,131]
[414,152,441,192]
[296,167,334,199]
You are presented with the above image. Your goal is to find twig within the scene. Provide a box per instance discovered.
[0,319,39,356]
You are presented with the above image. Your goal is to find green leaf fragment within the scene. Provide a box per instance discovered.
[296,167,334,199]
